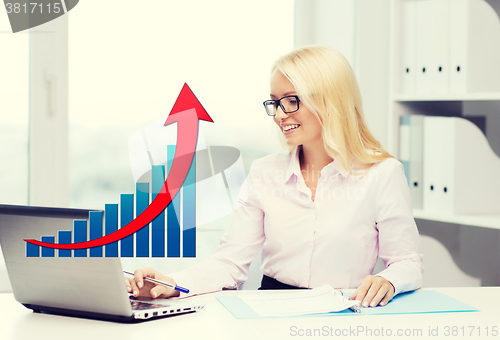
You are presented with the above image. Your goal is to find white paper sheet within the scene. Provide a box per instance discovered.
[240,285,361,317]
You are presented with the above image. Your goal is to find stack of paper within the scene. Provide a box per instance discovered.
[239,285,360,317]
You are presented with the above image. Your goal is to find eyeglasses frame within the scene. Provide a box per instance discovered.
[262,95,300,116]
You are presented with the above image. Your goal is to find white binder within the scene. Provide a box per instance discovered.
[449,0,500,93]
[449,0,468,94]
[415,0,433,95]
[430,0,450,94]
[399,115,424,209]
[423,117,454,213]
[415,0,450,95]
[423,116,500,214]
[400,0,417,94]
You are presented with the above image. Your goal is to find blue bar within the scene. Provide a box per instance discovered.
[136,182,149,257]
[183,153,196,257]
[120,194,134,257]
[152,165,165,257]
[58,231,72,257]
[89,211,103,257]
[105,204,118,257]
[41,236,55,257]
[74,220,87,257]
[167,145,180,257]
[26,242,39,257]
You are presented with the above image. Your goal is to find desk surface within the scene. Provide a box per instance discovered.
[1,287,499,340]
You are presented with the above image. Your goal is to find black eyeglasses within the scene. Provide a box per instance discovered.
[263,95,300,116]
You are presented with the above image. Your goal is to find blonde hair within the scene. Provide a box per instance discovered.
[272,46,392,175]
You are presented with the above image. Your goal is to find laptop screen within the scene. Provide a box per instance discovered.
[0,204,134,317]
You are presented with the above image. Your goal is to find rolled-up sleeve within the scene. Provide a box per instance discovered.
[374,160,424,296]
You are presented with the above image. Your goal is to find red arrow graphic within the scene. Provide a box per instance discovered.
[25,83,213,250]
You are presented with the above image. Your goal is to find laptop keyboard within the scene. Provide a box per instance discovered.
[130,300,168,311]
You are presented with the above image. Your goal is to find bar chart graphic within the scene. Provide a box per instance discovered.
[24,83,212,258]
[26,147,197,258]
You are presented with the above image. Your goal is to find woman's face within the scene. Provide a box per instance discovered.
[270,70,323,148]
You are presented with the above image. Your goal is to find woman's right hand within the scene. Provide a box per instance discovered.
[125,267,180,299]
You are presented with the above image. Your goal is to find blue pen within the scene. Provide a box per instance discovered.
[123,270,189,294]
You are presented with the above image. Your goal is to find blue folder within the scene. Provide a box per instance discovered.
[216,290,478,319]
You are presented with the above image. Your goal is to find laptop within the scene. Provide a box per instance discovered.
[0,204,205,322]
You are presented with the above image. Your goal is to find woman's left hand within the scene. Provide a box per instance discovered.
[349,275,395,307]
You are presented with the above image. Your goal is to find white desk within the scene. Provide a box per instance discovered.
[1,287,499,340]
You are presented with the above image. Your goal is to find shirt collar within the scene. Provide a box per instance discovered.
[322,158,350,179]
[285,146,350,184]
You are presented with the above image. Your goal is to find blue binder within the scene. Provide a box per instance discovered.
[399,115,424,209]
[217,290,478,319]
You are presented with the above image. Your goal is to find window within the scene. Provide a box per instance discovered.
[0,10,29,291]
[67,1,293,271]
[68,0,294,209]
[0,13,29,206]
[0,1,293,279]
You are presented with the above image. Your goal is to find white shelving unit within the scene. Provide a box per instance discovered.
[394,92,500,102]
[413,210,500,230]
[388,0,500,230]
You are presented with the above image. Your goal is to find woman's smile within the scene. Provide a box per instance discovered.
[281,123,301,134]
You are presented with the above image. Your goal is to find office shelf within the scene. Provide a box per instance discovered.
[394,92,500,102]
[388,0,500,227]
[413,209,500,230]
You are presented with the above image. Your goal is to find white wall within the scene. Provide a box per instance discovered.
[295,0,356,68]
[354,0,391,150]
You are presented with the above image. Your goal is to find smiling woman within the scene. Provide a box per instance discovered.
[127,46,423,309]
